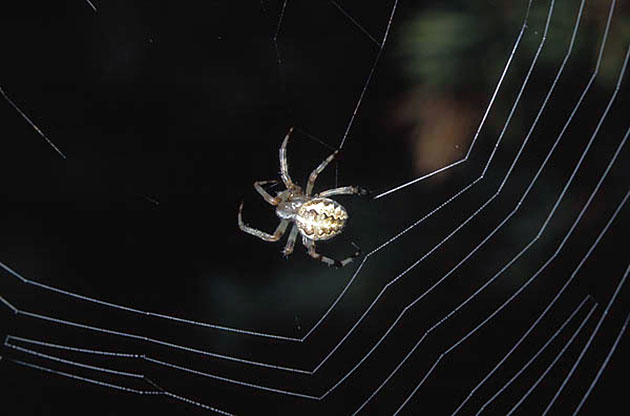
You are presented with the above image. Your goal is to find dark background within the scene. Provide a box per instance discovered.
[1,0,628,415]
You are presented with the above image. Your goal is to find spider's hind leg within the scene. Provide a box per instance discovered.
[303,238,361,268]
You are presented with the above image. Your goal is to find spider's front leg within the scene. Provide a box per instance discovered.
[306,148,340,196]
[279,127,296,189]
[254,180,281,205]
[238,202,289,242]
[303,238,361,268]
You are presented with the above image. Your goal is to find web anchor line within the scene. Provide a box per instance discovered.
[338,0,399,150]
[84,0,97,12]
[330,0,381,47]
[0,86,67,159]
[272,0,289,66]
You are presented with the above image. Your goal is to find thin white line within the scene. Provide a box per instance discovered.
[0,86,67,159]
[273,0,288,42]
[542,264,630,414]
[338,0,399,149]
[144,356,317,400]
[372,0,534,199]
[572,311,630,415]
[4,332,318,403]
[5,338,235,415]
[0,294,18,314]
[330,0,380,46]
[14,308,309,374]
[474,296,593,415]
[5,332,316,400]
[6,335,140,358]
[505,302,599,415]
[4,357,233,415]
[4,339,143,379]
[7,357,154,395]
[85,0,97,12]
[272,0,288,65]
[374,160,466,199]
[0,263,297,341]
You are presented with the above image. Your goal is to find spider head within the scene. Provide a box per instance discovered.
[277,184,303,200]
[288,184,303,196]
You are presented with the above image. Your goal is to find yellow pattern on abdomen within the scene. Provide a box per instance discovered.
[296,198,348,241]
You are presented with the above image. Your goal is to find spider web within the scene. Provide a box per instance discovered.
[1,0,629,415]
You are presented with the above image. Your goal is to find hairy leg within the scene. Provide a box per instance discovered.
[317,186,370,198]
[282,224,299,256]
[305,148,339,196]
[254,180,281,205]
[279,127,295,188]
[238,202,289,241]
[303,238,361,267]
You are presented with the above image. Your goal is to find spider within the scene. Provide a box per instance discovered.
[238,127,368,267]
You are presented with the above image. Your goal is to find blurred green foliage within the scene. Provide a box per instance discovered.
[396,1,629,93]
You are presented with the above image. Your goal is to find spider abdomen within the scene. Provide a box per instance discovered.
[296,198,348,241]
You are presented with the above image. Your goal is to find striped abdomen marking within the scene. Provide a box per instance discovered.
[296,198,348,241]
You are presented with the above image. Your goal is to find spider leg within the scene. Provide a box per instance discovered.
[303,238,361,268]
[238,202,289,241]
[305,148,339,196]
[316,186,370,198]
[282,224,299,257]
[254,180,281,205]
[279,127,296,188]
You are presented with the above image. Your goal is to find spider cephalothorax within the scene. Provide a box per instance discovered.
[238,127,367,267]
